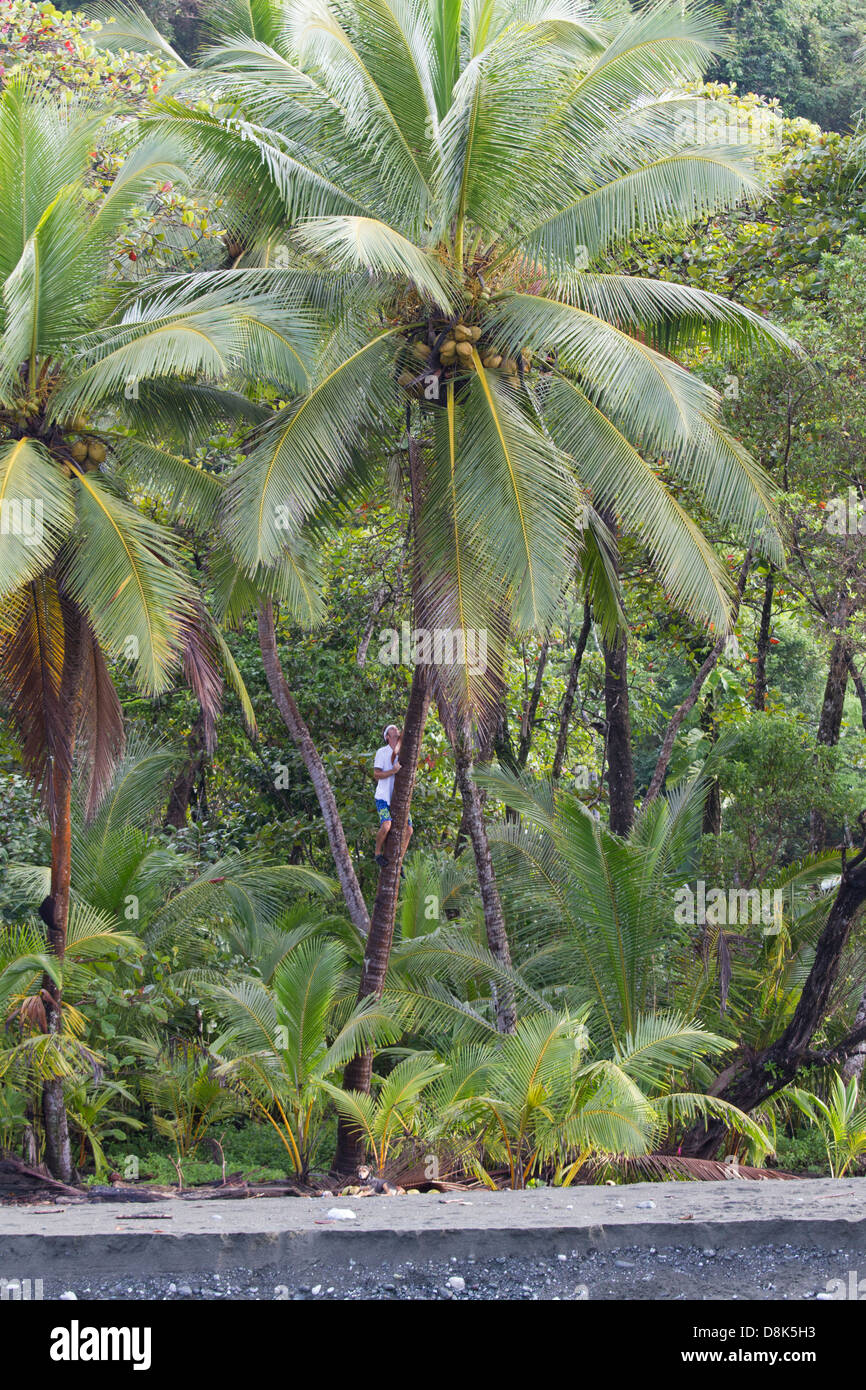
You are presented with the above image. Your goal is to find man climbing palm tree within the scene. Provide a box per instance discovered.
[374,724,413,868]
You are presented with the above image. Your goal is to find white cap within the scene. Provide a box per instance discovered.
[383,724,399,740]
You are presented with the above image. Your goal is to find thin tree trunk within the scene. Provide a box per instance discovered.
[751,566,774,711]
[452,729,516,1032]
[646,552,752,805]
[552,602,591,781]
[356,584,387,668]
[454,614,516,850]
[700,698,722,836]
[438,682,513,979]
[164,712,206,829]
[257,600,370,936]
[41,594,85,1183]
[842,984,866,1083]
[603,627,634,835]
[517,637,548,769]
[598,512,634,835]
[811,632,851,850]
[681,830,866,1156]
[845,652,866,734]
[334,661,432,1172]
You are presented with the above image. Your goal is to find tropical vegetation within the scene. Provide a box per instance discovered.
[0,0,865,1191]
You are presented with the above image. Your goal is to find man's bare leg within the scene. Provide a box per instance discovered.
[375,818,392,859]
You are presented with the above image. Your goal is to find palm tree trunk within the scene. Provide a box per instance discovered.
[334,428,435,1172]
[552,601,591,781]
[41,594,85,1183]
[334,660,432,1172]
[257,600,370,936]
[438,666,515,1012]
[452,732,516,1032]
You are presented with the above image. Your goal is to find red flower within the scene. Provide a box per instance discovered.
[128,250,137,261]
[64,40,74,51]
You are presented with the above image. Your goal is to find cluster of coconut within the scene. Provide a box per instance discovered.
[67,417,106,472]
[9,396,41,428]
[398,321,532,393]
[438,321,482,366]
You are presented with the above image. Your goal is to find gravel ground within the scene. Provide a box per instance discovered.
[31,1243,860,1301]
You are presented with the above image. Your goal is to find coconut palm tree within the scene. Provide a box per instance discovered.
[0,79,327,1175]
[463,1009,768,1188]
[95,0,792,1167]
[322,1010,768,1186]
[480,764,716,1049]
[787,1073,866,1178]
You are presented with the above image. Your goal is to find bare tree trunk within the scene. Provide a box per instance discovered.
[257,600,370,936]
[552,602,591,782]
[41,594,85,1183]
[603,628,634,835]
[842,984,866,1083]
[334,661,432,1172]
[453,620,519,842]
[451,730,516,1032]
[700,698,722,836]
[681,828,866,1156]
[517,637,548,769]
[811,633,851,850]
[817,636,850,747]
[646,553,751,805]
[598,512,634,835]
[751,566,774,711]
[356,584,387,668]
[845,652,866,734]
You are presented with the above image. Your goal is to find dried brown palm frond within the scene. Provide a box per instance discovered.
[14,991,51,1035]
[76,620,124,822]
[177,601,225,756]
[0,577,66,817]
[573,1153,800,1183]
[387,1145,465,1191]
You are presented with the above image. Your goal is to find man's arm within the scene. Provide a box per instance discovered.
[374,748,401,781]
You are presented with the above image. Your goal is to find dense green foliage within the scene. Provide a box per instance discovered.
[712,0,866,131]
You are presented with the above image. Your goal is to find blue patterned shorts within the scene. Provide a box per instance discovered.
[376,799,412,827]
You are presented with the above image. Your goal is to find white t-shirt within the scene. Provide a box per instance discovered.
[374,744,397,805]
